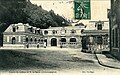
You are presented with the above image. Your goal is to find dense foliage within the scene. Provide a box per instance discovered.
[0,0,69,33]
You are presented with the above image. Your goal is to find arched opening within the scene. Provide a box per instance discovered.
[52,30,57,34]
[97,24,102,30]
[37,44,39,48]
[51,38,57,46]
[61,38,66,42]
[13,27,16,32]
[71,29,76,33]
[12,37,16,44]
[34,38,37,43]
[44,30,48,35]
[30,38,33,42]
[70,38,77,42]
[26,43,29,48]
[44,39,47,46]
[26,37,29,42]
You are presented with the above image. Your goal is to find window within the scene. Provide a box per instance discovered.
[30,38,33,42]
[97,24,102,30]
[7,36,9,42]
[53,30,55,34]
[44,30,48,35]
[70,38,76,42]
[13,27,16,32]
[37,30,40,34]
[61,27,66,34]
[35,30,37,34]
[115,28,118,47]
[17,26,19,29]
[52,30,57,34]
[61,38,66,42]
[71,29,76,33]
[65,30,66,33]
[26,37,29,42]
[40,30,42,34]
[38,39,40,42]
[112,30,114,47]
[28,27,33,32]
[41,39,44,42]
[34,38,37,43]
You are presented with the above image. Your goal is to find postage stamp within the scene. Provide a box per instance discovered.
[0,0,120,75]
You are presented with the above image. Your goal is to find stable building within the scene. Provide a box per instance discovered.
[42,26,85,48]
[3,23,85,49]
[3,23,43,48]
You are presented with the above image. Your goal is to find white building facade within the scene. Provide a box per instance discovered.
[42,26,85,48]
[3,23,85,49]
[3,23,43,48]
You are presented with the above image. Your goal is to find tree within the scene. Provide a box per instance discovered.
[0,0,28,32]
[0,0,70,30]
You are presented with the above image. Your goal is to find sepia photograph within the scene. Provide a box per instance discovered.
[0,0,120,75]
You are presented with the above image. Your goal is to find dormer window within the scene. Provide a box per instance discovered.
[61,28,66,34]
[97,23,102,30]
[53,30,55,34]
[35,30,37,34]
[13,27,16,32]
[39,30,42,35]
[38,30,40,34]
[30,28,33,32]
[44,30,48,35]
[71,29,76,33]
[95,21,103,30]
[28,27,33,33]
[17,26,19,29]
[52,30,57,34]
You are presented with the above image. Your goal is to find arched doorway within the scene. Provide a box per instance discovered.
[51,38,57,46]
[44,39,47,46]
[12,37,16,44]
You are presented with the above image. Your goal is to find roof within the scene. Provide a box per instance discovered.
[81,29,109,36]
[42,26,84,30]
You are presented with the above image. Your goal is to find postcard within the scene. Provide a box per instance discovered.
[0,0,120,75]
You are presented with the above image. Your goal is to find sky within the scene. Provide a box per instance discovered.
[30,0,74,19]
[30,0,110,28]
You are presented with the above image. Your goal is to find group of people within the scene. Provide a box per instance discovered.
[87,42,95,53]
[87,42,108,53]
